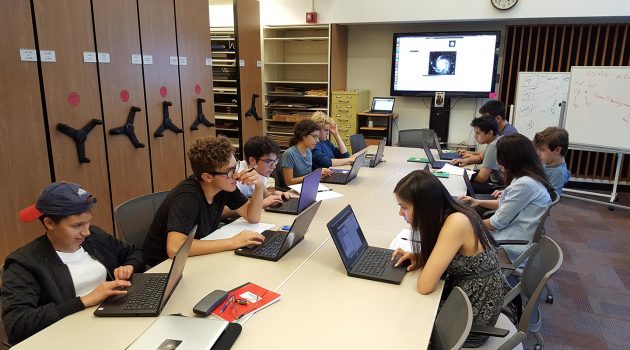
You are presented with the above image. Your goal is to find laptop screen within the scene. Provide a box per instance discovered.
[297,168,321,212]
[161,226,196,308]
[462,169,476,196]
[422,143,437,164]
[371,97,395,112]
[327,205,369,271]
[375,138,387,160]
[347,152,366,180]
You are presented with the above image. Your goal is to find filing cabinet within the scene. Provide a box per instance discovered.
[330,90,369,149]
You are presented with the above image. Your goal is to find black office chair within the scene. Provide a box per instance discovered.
[114,191,169,250]
[349,134,367,154]
[431,286,472,350]
[398,128,436,148]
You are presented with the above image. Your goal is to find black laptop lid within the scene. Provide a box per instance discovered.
[422,142,437,165]
[297,168,321,212]
[160,225,196,309]
[370,97,395,113]
[278,201,322,254]
[462,169,476,197]
[347,152,366,181]
[327,205,369,271]
[432,133,444,156]
[375,138,387,161]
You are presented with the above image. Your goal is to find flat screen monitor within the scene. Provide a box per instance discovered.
[391,31,500,97]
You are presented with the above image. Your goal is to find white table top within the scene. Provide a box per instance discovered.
[13,145,467,350]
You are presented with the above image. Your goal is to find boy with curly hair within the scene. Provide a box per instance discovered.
[143,136,266,266]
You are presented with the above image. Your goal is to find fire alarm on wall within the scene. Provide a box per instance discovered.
[306,11,317,24]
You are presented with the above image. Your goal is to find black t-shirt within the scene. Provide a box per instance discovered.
[143,176,248,266]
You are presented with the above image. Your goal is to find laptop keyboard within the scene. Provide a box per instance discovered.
[278,199,299,212]
[354,248,390,276]
[325,172,345,183]
[254,233,285,257]
[122,275,167,311]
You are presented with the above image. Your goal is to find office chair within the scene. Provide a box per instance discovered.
[470,235,564,350]
[398,128,436,148]
[114,191,169,250]
[1,265,12,349]
[430,287,473,350]
[349,134,367,154]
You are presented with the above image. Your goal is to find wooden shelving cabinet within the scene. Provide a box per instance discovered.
[262,24,347,150]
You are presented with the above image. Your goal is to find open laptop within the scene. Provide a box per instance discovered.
[432,134,461,160]
[127,315,228,350]
[463,169,495,200]
[321,152,366,185]
[422,142,448,169]
[367,97,395,114]
[236,201,322,261]
[95,226,196,317]
[266,168,321,215]
[327,205,408,284]
[363,138,386,168]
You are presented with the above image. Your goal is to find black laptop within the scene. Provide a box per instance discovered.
[363,138,386,168]
[236,201,321,261]
[322,152,366,185]
[266,168,321,215]
[94,226,196,317]
[432,134,461,161]
[463,169,495,200]
[367,97,395,114]
[327,205,407,285]
[422,142,448,169]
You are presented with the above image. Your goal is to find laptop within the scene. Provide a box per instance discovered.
[236,201,322,261]
[94,226,196,317]
[322,152,366,185]
[327,205,408,284]
[266,168,321,215]
[363,138,386,168]
[422,142,448,169]
[463,169,495,200]
[367,97,395,114]
[127,315,228,350]
[432,134,461,160]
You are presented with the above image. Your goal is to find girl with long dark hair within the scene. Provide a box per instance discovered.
[461,133,553,262]
[391,170,504,347]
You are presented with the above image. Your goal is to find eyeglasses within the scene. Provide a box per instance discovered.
[258,158,279,166]
[207,166,237,178]
[309,133,320,140]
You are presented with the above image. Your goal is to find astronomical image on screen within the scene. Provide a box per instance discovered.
[428,51,457,76]
[391,31,500,97]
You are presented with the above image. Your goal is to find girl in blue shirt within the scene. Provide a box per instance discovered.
[280,119,332,186]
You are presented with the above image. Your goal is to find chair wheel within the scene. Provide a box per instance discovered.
[546,294,554,304]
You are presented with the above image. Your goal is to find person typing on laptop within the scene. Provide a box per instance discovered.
[279,119,332,186]
[142,136,266,267]
[310,111,356,169]
[390,170,506,347]
[2,182,144,344]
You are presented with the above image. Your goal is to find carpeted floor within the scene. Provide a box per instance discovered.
[1,194,629,349]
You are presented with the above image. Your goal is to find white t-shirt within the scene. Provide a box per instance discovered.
[235,160,273,197]
[56,247,107,297]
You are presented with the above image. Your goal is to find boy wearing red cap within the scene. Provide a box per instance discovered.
[2,182,144,344]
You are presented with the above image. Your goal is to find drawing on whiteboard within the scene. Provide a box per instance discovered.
[515,73,570,134]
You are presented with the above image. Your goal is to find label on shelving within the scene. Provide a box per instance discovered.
[239,59,245,67]
[256,60,262,67]
[40,50,56,62]
[169,56,178,65]
[179,56,187,65]
[206,58,212,66]
[20,49,37,62]
[131,54,142,64]
[83,52,97,63]
[143,55,153,65]
[98,52,110,63]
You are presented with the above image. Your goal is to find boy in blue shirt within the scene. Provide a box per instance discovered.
[534,127,571,195]
[310,111,356,170]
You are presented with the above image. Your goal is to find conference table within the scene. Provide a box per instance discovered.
[12,146,468,350]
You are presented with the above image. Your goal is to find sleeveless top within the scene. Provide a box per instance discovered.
[443,248,505,347]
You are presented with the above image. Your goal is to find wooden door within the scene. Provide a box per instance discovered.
[0,0,52,261]
[138,0,187,191]
[33,0,113,232]
[175,0,216,175]
[235,0,264,143]
[92,0,152,207]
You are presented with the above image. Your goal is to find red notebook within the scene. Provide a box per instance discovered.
[212,282,281,322]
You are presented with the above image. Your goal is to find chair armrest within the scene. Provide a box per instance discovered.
[500,263,516,270]
[470,324,510,337]
[482,210,496,219]
[496,239,529,245]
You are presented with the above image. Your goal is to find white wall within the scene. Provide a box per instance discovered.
[209,1,234,27]
[260,0,630,26]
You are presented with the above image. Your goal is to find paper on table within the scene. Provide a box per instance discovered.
[288,183,330,193]
[316,190,344,201]
[387,229,416,252]
[440,163,475,176]
[201,218,275,241]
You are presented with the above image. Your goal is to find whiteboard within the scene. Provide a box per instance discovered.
[513,72,570,139]
[565,66,630,152]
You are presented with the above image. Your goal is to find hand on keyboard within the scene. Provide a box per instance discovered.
[230,230,265,250]
[263,194,284,208]
[80,279,132,307]
[391,248,417,272]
